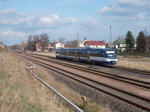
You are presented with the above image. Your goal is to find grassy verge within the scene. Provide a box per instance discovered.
[117,56,150,71]
[0,52,70,112]
[0,52,113,112]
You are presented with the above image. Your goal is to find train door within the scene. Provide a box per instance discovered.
[75,50,77,61]
[79,50,80,61]
[87,51,90,62]
[66,50,69,59]
[60,50,62,57]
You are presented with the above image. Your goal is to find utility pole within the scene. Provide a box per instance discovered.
[77,33,79,48]
[77,33,79,40]
[110,26,112,43]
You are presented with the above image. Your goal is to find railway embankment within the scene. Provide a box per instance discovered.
[0,52,70,112]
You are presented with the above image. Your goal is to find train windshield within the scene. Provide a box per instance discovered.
[106,51,116,58]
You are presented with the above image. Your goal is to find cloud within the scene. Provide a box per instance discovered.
[40,15,60,24]
[0,30,28,45]
[0,9,77,31]
[81,18,97,30]
[39,15,76,26]
[0,9,79,45]
[65,17,77,24]
[0,31,27,37]
[98,0,150,17]
[96,0,150,40]
[116,0,150,7]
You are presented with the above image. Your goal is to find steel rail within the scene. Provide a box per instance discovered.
[23,55,150,112]
[113,66,150,75]
[24,59,83,112]
[27,52,150,75]
[20,52,150,89]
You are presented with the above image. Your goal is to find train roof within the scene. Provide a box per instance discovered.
[56,48,115,51]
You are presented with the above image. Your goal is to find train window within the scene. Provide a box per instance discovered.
[68,50,75,56]
[108,53,115,57]
[80,50,87,57]
[61,50,66,55]
[106,51,116,58]
[91,50,104,57]
[56,50,60,54]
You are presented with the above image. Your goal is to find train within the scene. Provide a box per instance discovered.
[56,48,118,65]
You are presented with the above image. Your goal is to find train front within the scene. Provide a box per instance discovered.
[105,49,118,65]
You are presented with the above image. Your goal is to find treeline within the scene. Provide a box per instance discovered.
[26,33,49,51]
[125,31,150,52]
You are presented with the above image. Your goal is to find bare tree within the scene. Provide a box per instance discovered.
[40,33,49,51]
[26,33,50,51]
[71,40,78,48]
[59,37,65,44]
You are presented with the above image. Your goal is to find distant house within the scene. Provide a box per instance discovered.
[53,42,64,49]
[45,44,54,51]
[78,40,87,48]
[64,45,73,48]
[107,42,114,48]
[36,41,42,52]
[84,41,106,48]
[113,39,126,52]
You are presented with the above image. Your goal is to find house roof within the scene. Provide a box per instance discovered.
[53,42,59,45]
[53,42,64,45]
[84,41,106,46]
[114,39,125,44]
[107,42,114,47]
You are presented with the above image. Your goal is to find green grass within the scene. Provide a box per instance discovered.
[20,96,29,103]
[0,72,5,81]
[26,104,47,112]
[10,83,23,91]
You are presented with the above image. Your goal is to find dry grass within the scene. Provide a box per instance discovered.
[117,56,150,71]
[0,52,70,112]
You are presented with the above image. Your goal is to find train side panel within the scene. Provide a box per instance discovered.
[56,48,117,65]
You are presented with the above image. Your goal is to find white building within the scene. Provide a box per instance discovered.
[84,41,106,48]
[53,42,64,49]
[77,40,87,48]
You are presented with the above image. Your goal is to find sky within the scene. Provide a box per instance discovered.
[0,0,150,45]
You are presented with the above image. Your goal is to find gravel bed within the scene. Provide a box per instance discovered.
[40,65,149,112]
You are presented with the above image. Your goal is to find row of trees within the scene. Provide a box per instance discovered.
[26,33,49,51]
[125,31,150,52]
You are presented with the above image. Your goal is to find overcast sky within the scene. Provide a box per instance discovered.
[0,0,150,45]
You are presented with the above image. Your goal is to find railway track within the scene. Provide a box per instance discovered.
[113,66,150,75]
[15,52,150,111]
[19,52,150,89]
[24,52,150,76]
